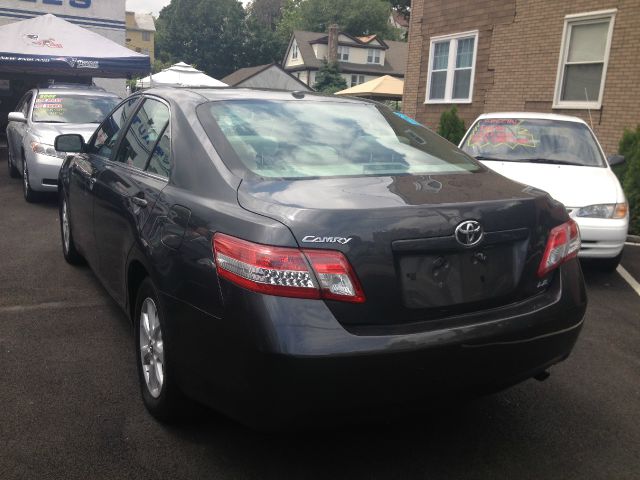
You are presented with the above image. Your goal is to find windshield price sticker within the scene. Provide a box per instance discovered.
[467,120,536,149]
[34,95,65,115]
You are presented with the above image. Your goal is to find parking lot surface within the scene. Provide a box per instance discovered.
[0,148,639,480]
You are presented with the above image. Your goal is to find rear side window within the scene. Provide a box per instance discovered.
[90,98,139,158]
[199,100,480,179]
[146,124,171,177]
[114,98,170,171]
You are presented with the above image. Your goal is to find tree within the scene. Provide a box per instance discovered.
[243,0,288,66]
[390,0,410,21]
[313,60,347,93]
[437,106,466,144]
[155,0,246,79]
[276,0,400,46]
[245,0,284,30]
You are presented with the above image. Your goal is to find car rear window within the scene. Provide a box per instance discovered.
[199,100,480,179]
[461,118,606,167]
[32,93,120,124]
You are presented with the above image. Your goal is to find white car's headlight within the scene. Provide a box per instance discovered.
[31,141,66,160]
[575,203,628,219]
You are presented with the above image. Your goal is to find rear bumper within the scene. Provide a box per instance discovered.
[162,260,587,427]
[573,216,628,259]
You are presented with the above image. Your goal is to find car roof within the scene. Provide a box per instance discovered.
[142,86,372,105]
[476,112,589,126]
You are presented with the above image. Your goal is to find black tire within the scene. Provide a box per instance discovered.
[134,277,185,422]
[594,251,623,273]
[7,142,20,178]
[22,157,39,203]
[59,193,84,265]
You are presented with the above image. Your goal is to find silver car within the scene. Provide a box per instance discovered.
[6,84,120,202]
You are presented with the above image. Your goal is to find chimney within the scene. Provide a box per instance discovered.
[327,23,339,63]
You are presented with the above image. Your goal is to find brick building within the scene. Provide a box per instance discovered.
[403,0,640,154]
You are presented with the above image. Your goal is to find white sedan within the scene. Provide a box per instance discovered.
[460,112,628,271]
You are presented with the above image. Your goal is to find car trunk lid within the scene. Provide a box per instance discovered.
[237,171,567,326]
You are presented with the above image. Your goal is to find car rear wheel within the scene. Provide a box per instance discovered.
[59,194,84,265]
[135,277,185,422]
[7,144,19,178]
[22,158,38,203]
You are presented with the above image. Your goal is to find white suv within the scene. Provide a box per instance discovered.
[460,112,628,271]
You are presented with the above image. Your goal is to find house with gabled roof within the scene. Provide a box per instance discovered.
[282,27,408,90]
[222,63,312,91]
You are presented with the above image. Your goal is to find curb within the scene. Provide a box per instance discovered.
[628,234,640,244]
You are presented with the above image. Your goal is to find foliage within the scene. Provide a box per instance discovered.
[152,59,172,73]
[276,0,401,46]
[243,2,289,67]
[246,0,284,30]
[390,0,410,20]
[437,106,466,144]
[313,60,347,94]
[617,126,640,235]
[155,0,246,79]
[614,125,640,182]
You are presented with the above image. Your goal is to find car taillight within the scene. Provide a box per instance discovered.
[213,233,366,303]
[537,219,581,277]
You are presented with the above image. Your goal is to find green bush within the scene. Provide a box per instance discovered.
[618,126,640,235]
[437,106,466,144]
[613,125,640,183]
[313,61,347,94]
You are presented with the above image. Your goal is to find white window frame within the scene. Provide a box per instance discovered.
[367,48,381,64]
[337,45,350,62]
[425,30,478,104]
[553,9,616,110]
[351,74,365,87]
[142,31,151,42]
[291,41,299,60]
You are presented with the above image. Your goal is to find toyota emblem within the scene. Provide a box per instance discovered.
[455,220,483,247]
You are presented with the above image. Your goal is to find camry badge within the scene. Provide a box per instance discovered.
[302,236,353,245]
[455,220,483,247]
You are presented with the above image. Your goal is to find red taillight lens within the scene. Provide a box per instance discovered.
[302,250,366,303]
[213,233,365,303]
[537,219,581,277]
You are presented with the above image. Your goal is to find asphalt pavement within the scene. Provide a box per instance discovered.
[0,148,639,480]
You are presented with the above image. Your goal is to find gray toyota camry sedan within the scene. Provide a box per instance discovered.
[55,88,587,428]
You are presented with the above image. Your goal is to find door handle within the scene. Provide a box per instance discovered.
[131,195,148,208]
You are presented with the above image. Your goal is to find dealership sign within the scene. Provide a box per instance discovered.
[18,1,92,8]
[2,0,126,28]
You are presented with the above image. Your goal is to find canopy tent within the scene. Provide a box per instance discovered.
[0,14,150,78]
[335,75,404,100]
[136,62,227,88]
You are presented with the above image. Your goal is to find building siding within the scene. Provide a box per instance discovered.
[404,0,640,154]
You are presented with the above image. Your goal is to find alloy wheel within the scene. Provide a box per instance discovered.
[62,199,70,254]
[139,298,165,398]
[23,161,29,194]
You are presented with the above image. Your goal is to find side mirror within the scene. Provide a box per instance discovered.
[8,112,26,123]
[607,154,625,167]
[55,134,85,153]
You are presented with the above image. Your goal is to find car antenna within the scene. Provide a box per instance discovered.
[584,87,594,130]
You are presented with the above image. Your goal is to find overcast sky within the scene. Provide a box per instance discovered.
[126,0,250,15]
